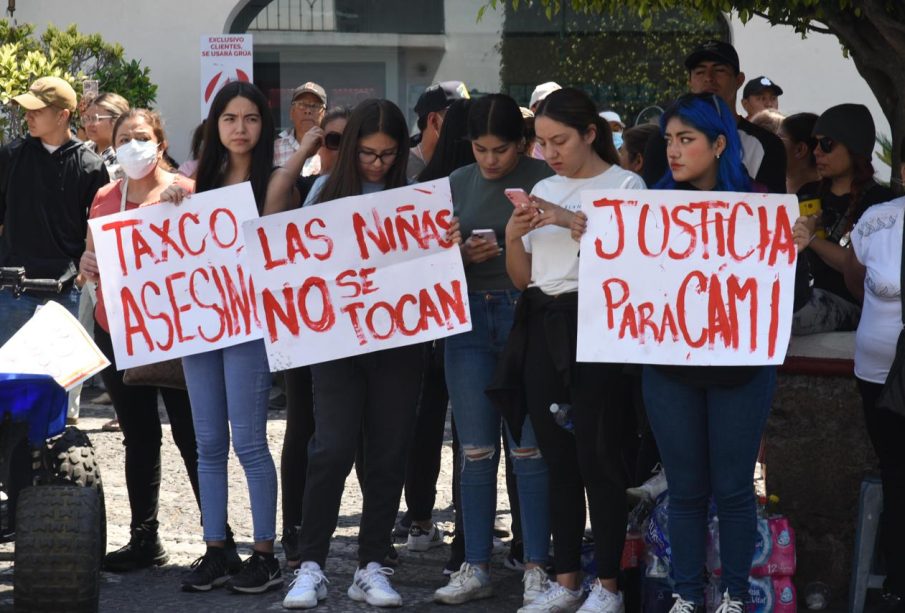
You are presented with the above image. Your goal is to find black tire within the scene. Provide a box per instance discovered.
[48,427,106,559]
[14,485,102,612]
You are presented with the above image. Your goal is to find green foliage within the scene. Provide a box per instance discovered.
[498,3,726,124]
[0,20,158,144]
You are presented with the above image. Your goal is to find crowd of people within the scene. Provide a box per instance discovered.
[0,35,903,613]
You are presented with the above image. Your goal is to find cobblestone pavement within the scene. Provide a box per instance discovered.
[0,390,524,612]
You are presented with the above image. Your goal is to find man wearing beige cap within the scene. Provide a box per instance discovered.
[274,81,327,176]
[0,75,108,527]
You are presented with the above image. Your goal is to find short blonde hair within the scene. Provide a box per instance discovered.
[91,92,130,119]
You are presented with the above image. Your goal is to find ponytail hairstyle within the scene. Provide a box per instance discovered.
[780,112,818,168]
[419,98,475,181]
[466,93,525,144]
[316,99,410,203]
[534,87,619,166]
[655,93,751,192]
[195,81,275,210]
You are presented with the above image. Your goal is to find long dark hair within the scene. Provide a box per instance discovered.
[466,93,525,143]
[534,88,619,166]
[195,81,275,210]
[655,93,750,192]
[418,98,475,181]
[620,123,659,169]
[316,99,409,203]
[781,112,817,168]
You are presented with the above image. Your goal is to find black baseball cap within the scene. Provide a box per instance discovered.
[743,76,783,99]
[684,40,740,74]
[413,81,469,118]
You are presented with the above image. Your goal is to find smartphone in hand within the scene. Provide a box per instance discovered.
[471,228,497,244]
[504,188,531,208]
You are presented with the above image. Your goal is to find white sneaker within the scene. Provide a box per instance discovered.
[517,582,583,612]
[433,562,493,604]
[283,561,328,609]
[714,590,744,613]
[626,466,668,503]
[521,566,549,606]
[668,594,699,613]
[577,582,625,612]
[347,562,403,607]
[407,523,444,552]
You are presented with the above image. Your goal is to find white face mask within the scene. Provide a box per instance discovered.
[116,139,159,179]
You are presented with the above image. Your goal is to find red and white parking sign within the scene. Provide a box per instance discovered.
[200,35,253,118]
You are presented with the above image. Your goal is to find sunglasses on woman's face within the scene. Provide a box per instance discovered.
[817,136,837,154]
[323,131,342,151]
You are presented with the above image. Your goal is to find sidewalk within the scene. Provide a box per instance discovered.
[0,392,524,612]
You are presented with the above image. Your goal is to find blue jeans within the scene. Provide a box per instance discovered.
[642,366,776,603]
[182,339,277,542]
[446,290,550,565]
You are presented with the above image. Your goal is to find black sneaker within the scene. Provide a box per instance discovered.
[503,539,524,571]
[226,552,283,594]
[182,547,232,592]
[392,512,412,539]
[383,544,400,567]
[104,530,169,572]
[281,525,302,566]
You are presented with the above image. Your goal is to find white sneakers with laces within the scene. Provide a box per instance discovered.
[668,594,699,613]
[714,590,745,613]
[433,562,493,604]
[577,582,625,613]
[521,566,549,606]
[407,522,444,552]
[517,581,583,613]
[348,562,403,607]
[282,561,328,609]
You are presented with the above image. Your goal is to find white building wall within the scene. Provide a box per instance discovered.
[11,3,891,171]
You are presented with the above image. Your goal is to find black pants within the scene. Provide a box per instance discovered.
[298,345,423,567]
[402,341,449,521]
[281,365,315,530]
[857,378,905,597]
[523,306,630,578]
[94,323,200,533]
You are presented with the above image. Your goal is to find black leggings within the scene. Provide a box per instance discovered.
[857,378,905,597]
[281,366,315,530]
[523,305,631,578]
[94,322,200,533]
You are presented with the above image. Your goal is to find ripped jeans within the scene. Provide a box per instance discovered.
[446,290,550,566]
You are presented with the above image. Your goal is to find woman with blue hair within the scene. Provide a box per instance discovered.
[646,93,771,613]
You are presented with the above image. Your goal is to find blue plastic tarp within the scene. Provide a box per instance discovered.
[0,373,67,444]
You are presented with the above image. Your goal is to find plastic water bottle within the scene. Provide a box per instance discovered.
[549,403,574,432]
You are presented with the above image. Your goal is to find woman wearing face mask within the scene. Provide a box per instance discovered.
[638,93,774,613]
[283,99,460,610]
[432,93,554,608]
[500,88,644,613]
[78,109,206,573]
[791,104,893,335]
[163,82,281,595]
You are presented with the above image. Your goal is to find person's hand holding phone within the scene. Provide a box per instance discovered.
[462,229,501,265]
[529,195,574,230]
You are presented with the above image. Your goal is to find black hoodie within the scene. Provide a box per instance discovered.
[0,135,109,279]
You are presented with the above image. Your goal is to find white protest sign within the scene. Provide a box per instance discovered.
[243,179,471,370]
[89,183,262,369]
[0,301,109,391]
[200,34,253,118]
[577,190,798,365]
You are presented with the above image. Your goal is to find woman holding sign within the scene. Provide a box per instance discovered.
[640,93,774,613]
[79,109,209,573]
[433,93,554,607]
[500,87,644,613]
[283,99,460,610]
[162,82,282,595]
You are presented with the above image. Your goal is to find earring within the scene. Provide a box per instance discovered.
[716,153,721,159]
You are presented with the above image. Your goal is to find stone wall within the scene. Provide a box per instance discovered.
[766,371,877,606]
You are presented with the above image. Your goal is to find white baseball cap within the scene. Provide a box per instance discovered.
[599,111,624,128]
[529,81,561,109]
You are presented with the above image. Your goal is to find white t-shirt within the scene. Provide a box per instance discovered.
[851,196,905,383]
[523,165,645,296]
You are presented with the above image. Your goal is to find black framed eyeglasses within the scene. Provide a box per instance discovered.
[357,149,398,165]
[817,136,837,154]
[324,131,342,151]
